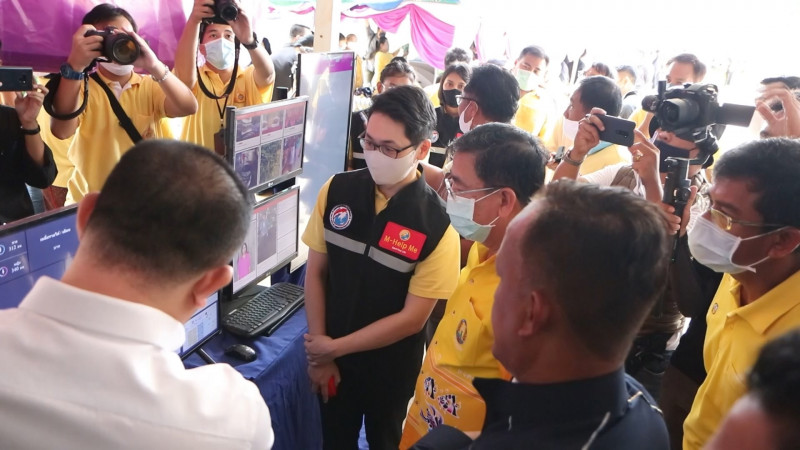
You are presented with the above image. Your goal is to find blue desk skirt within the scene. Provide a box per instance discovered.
[184,307,322,450]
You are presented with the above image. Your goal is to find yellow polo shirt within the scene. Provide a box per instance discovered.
[580,144,631,175]
[303,176,460,299]
[400,243,510,448]
[181,64,273,151]
[513,91,552,139]
[37,107,73,188]
[65,71,166,202]
[683,271,800,450]
[371,51,395,88]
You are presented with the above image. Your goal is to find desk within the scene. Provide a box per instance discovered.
[184,307,322,450]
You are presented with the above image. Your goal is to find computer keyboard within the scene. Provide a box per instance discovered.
[222,282,305,338]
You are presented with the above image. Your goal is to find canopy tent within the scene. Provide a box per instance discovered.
[0,0,457,73]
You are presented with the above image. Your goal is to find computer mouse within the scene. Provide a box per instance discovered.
[224,344,257,362]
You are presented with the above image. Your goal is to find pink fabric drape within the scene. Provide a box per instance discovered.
[343,4,454,70]
[1,0,187,72]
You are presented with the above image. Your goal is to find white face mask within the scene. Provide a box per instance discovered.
[459,102,475,134]
[562,118,580,142]
[446,187,499,243]
[99,61,133,76]
[363,146,418,186]
[688,216,787,274]
[204,38,236,70]
[515,68,539,92]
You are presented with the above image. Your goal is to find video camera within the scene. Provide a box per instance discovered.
[84,27,140,65]
[214,0,239,22]
[642,81,754,140]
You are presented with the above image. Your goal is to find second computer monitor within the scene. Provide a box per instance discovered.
[226,97,309,194]
[231,186,300,296]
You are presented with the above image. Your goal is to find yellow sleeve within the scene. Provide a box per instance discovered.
[301,177,333,254]
[243,65,274,104]
[146,76,167,120]
[408,225,461,299]
[630,108,649,129]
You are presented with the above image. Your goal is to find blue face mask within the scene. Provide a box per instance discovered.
[445,181,500,243]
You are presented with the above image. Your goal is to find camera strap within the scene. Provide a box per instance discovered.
[43,74,89,121]
[196,38,240,104]
[89,72,143,144]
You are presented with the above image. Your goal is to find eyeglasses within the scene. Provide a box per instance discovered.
[444,177,498,198]
[707,206,784,231]
[358,133,417,159]
[455,95,479,107]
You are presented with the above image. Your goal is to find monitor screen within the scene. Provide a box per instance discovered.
[227,97,309,193]
[0,207,80,310]
[178,291,220,359]
[295,51,355,266]
[231,186,299,296]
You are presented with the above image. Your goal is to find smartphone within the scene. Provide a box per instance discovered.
[0,67,34,92]
[597,115,635,147]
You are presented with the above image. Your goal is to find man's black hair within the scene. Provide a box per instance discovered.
[444,47,472,68]
[463,65,519,123]
[380,58,416,83]
[84,140,252,283]
[82,3,138,32]
[518,45,549,66]
[367,85,436,146]
[297,34,314,48]
[437,62,471,107]
[747,329,800,450]
[617,65,638,84]
[198,16,231,41]
[761,76,800,90]
[713,138,800,229]
[290,24,311,39]
[588,62,615,79]
[577,75,622,117]
[668,53,707,81]
[452,123,548,206]
[520,181,671,360]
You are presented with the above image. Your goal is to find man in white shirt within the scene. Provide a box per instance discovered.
[0,139,274,449]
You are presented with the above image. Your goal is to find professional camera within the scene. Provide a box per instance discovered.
[84,27,140,65]
[214,0,239,22]
[642,81,754,140]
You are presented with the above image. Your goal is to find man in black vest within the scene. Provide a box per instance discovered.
[302,85,461,450]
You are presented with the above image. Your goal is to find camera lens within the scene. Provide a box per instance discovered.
[661,99,699,128]
[216,0,239,21]
[108,34,140,65]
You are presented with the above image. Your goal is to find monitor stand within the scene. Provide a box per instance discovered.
[196,348,217,365]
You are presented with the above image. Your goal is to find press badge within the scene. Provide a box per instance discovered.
[379,222,426,260]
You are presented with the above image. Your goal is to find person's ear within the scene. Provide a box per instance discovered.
[768,228,800,259]
[415,139,431,161]
[199,42,207,57]
[376,82,385,94]
[497,188,518,220]
[189,265,233,309]
[518,288,551,338]
[76,192,100,239]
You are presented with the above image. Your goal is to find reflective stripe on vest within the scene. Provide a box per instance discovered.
[324,229,418,273]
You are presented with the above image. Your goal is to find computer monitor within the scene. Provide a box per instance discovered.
[224,97,309,194]
[295,51,355,266]
[178,291,220,359]
[229,186,300,298]
[0,207,222,360]
[0,207,79,310]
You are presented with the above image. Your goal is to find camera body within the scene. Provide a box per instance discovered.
[642,81,754,139]
[214,0,239,22]
[84,27,140,65]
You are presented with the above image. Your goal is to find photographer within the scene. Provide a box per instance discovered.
[174,0,275,152]
[50,3,197,203]
[0,83,56,223]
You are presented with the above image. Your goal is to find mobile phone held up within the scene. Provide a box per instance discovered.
[0,67,34,92]
[597,115,635,147]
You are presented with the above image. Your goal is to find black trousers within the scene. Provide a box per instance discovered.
[319,352,420,450]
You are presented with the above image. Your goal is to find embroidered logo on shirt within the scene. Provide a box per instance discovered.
[438,394,460,417]
[379,222,426,260]
[424,377,437,399]
[329,205,352,230]
[455,319,468,344]
[711,303,718,314]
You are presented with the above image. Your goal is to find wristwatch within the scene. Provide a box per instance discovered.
[241,32,259,50]
[60,62,85,80]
